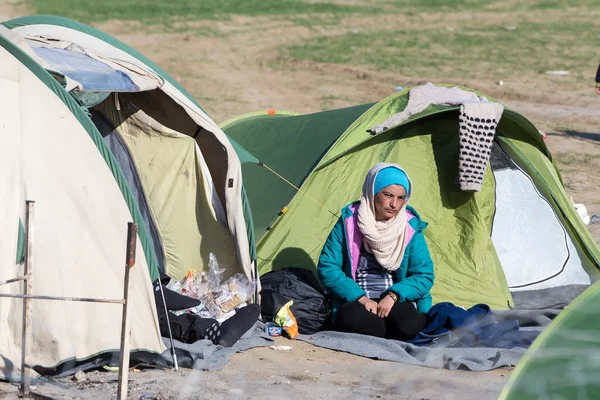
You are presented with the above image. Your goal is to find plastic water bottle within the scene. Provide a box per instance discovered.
[591,214,600,225]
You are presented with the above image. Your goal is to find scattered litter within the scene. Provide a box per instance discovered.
[544,70,569,76]
[103,366,119,372]
[273,380,291,385]
[574,203,591,225]
[73,370,86,383]
[497,80,504,86]
[275,301,299,339]
[168,253,257,322]
[591,214,600,225]
[266,321,282,337]
[269,345,292,351]
[394,86,405,92]
[132,368,141,373]
[504,25,517,31]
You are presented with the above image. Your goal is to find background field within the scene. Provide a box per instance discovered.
[2,0,600,398]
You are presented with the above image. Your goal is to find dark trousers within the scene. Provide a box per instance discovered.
[335,301,427,341]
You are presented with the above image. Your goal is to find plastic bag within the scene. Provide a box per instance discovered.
[208,253,226,290]
[224,273,256,302]
[176,253,257,321]
[275,300,299,339]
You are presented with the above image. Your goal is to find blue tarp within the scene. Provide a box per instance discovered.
[32,46,139,92]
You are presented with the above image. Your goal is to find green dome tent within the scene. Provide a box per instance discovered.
[221,85,600,310]
[499,279,600,399]
[0,15,255,380]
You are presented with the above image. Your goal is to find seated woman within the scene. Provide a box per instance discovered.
[317,163,434,341]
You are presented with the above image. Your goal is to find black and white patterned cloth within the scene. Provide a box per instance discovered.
[457,102,504,192]
[368,83,504,193]
[356,246,394,299]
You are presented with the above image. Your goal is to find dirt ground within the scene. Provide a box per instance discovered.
[0,337,511,400]
[1,2,600,399]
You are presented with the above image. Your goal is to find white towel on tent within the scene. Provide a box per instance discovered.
[370,83,504,192]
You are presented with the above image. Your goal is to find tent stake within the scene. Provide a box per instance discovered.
[117,222,137,400]
[18,201,35,398]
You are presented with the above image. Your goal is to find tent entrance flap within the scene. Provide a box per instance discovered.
[93,95,240,280]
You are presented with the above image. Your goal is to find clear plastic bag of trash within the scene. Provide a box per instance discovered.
[198,254,257,320]
[207,252,226,290]
[174,253,257,321]
[180,271,209,299]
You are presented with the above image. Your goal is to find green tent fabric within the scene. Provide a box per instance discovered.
[499,280,600,399]
[221,85,600,310]
[15,218,25,264]
[223,104,374,234]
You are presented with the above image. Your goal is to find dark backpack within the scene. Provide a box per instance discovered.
[260,267,330,334]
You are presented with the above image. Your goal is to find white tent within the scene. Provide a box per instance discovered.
[0,15,256,380]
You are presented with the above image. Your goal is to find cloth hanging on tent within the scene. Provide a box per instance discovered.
[370,83,504,192]
[457,103,503,191]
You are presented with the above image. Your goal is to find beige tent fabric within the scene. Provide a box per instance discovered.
[0,46,24,380]
[13,24,254,282]
[0,46,164,380]
[95,97,240,280]
[160,82,254,282]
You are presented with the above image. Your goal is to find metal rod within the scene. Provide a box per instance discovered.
[157,282,178,371]
[117,222,137,400]
[19,201,34,398]
[0,276,26,286]
[0,294,125,303]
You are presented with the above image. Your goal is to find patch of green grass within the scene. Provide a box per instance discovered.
[27,0,370,23]
[382,0,496,11]
[284,14,600,84]
[288,14,347,29]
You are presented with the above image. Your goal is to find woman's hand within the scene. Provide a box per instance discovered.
[357,296,378,314]
[377,294,395,318]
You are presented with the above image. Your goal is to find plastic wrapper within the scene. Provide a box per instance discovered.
[274,300,299,339]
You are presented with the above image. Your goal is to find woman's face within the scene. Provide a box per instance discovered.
[374,184,407,221]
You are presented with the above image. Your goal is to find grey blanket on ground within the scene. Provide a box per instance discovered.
[296,286,589,371]
[297,309,553,371]
[161,322,273,371]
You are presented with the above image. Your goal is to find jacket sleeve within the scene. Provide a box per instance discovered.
[387,231,434,303]
[317,217,366,302]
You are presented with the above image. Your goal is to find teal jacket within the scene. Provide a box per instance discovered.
[317,202,434,320]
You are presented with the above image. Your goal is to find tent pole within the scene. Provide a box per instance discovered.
[157,283,178,371]
[117,222,137,400]
[18,200,35,398]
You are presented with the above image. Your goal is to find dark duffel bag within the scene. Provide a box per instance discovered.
[260,267,330,334]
